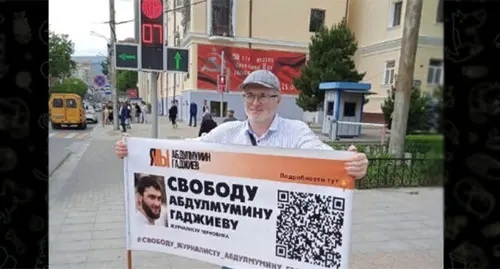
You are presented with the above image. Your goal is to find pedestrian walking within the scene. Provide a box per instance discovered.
[119,103,129,133]
[199,112,217,137]
[126,102,132,129]
[189,101,198,127]
[135,103,142,123]
[223,109,237,123]
[168,102,178,128]
[141,102,148,123]
[102,106,109,126]
[202,100,209,114]
[108,107,114,125]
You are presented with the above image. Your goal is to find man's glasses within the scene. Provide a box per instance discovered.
[242,93,278,103]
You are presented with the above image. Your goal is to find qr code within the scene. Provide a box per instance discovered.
[275,190,345,269]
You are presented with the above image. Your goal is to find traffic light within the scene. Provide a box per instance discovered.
[165,47,189,73]
[139,0,164,71]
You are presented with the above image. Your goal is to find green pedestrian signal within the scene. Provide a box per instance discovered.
[166,47,189,73]
[118,53,137,61]
[174,52,182,70]
[115,44,139,71]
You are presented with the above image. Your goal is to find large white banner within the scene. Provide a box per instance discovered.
[124,137,355,269]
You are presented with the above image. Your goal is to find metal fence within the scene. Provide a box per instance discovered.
[356,157,443,189]
[329,143,438,158]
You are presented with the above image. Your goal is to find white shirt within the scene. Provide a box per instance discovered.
[135,211,154,226]
[197,114,332,150]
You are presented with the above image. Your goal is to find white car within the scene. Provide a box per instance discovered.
[86,110,98,124]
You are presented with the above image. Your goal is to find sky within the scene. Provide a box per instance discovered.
[49,0,136,56]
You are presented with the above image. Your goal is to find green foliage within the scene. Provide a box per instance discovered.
[381,85,432,134]
[405,134,443,157]
[101,59,109,76]
[50,77,88,98]
[430,85,443,132]
[293,18,365,111]
[49,31,76,79]
[116,70,138,93]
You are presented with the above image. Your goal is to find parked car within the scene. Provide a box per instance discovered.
[85,109,98,124]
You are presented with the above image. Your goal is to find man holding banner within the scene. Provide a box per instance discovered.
[115,69,368,179]
[115,69,369,269]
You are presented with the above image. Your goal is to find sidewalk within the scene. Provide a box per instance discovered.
[91,117,199,141]
[50,117,442,269]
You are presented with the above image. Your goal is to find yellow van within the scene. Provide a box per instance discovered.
[49,93,87,129]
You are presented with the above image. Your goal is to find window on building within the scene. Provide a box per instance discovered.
[210,0,233,37]
[427,59,443,84]
[326,101,334,116]
[309,9,325,32]
[52,98,63,108]
[175,0,183,7]
[436,0,443,23]
[343,102,356,117]
[210,101,228,117]
[383,60,396,85]
[389,1,403,27]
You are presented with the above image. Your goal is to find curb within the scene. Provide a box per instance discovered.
[49,151,72,177]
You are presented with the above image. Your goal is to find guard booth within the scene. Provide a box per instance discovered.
[319,82,373,138]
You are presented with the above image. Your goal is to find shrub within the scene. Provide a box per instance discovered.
[405,134,443,157]
[327,137,443,189]
[381,85,433,133]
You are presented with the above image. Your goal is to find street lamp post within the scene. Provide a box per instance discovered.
[90,31,119,130]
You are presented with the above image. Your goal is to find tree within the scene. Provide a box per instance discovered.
[381,85,432,134]
[49,31,76,80]
[293,19,365,111]
[116,70,138,93]
[429,85,443,132]
[388,0,423,157]
[50,77,88,98]
[101,58,109,76]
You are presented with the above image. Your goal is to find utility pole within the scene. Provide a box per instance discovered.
[388,0,423,158]
[109,0,119,130]
[172,1,177,117]
[219,50,225,123]
[150,72,159,138]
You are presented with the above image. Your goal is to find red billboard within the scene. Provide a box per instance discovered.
[197,44,306,95]
[126,89,138,98]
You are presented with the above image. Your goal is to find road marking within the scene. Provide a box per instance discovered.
[75,133,88,140]
[49,132,90,140]
[65,133,78,139]
[56,132,68,138]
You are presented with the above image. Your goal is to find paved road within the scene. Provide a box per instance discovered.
[49,123,96,175]
[49,123,443,269]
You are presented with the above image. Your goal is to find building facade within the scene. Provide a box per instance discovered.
[137,0,443,123]
[140,0,348,121]
[72,61,92,85]
[347,0,443,122]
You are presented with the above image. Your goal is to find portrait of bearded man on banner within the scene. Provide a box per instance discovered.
[134,173,168,226]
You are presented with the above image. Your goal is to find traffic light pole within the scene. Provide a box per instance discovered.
[172,2,177,119]
[219,50,225,123]
[109,0,119,131]
[150,72,159,138]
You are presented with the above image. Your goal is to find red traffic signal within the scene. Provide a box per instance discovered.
[218,75,226,86]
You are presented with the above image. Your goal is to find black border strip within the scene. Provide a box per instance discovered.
[444,1,500,268]
[0,1,49,268]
